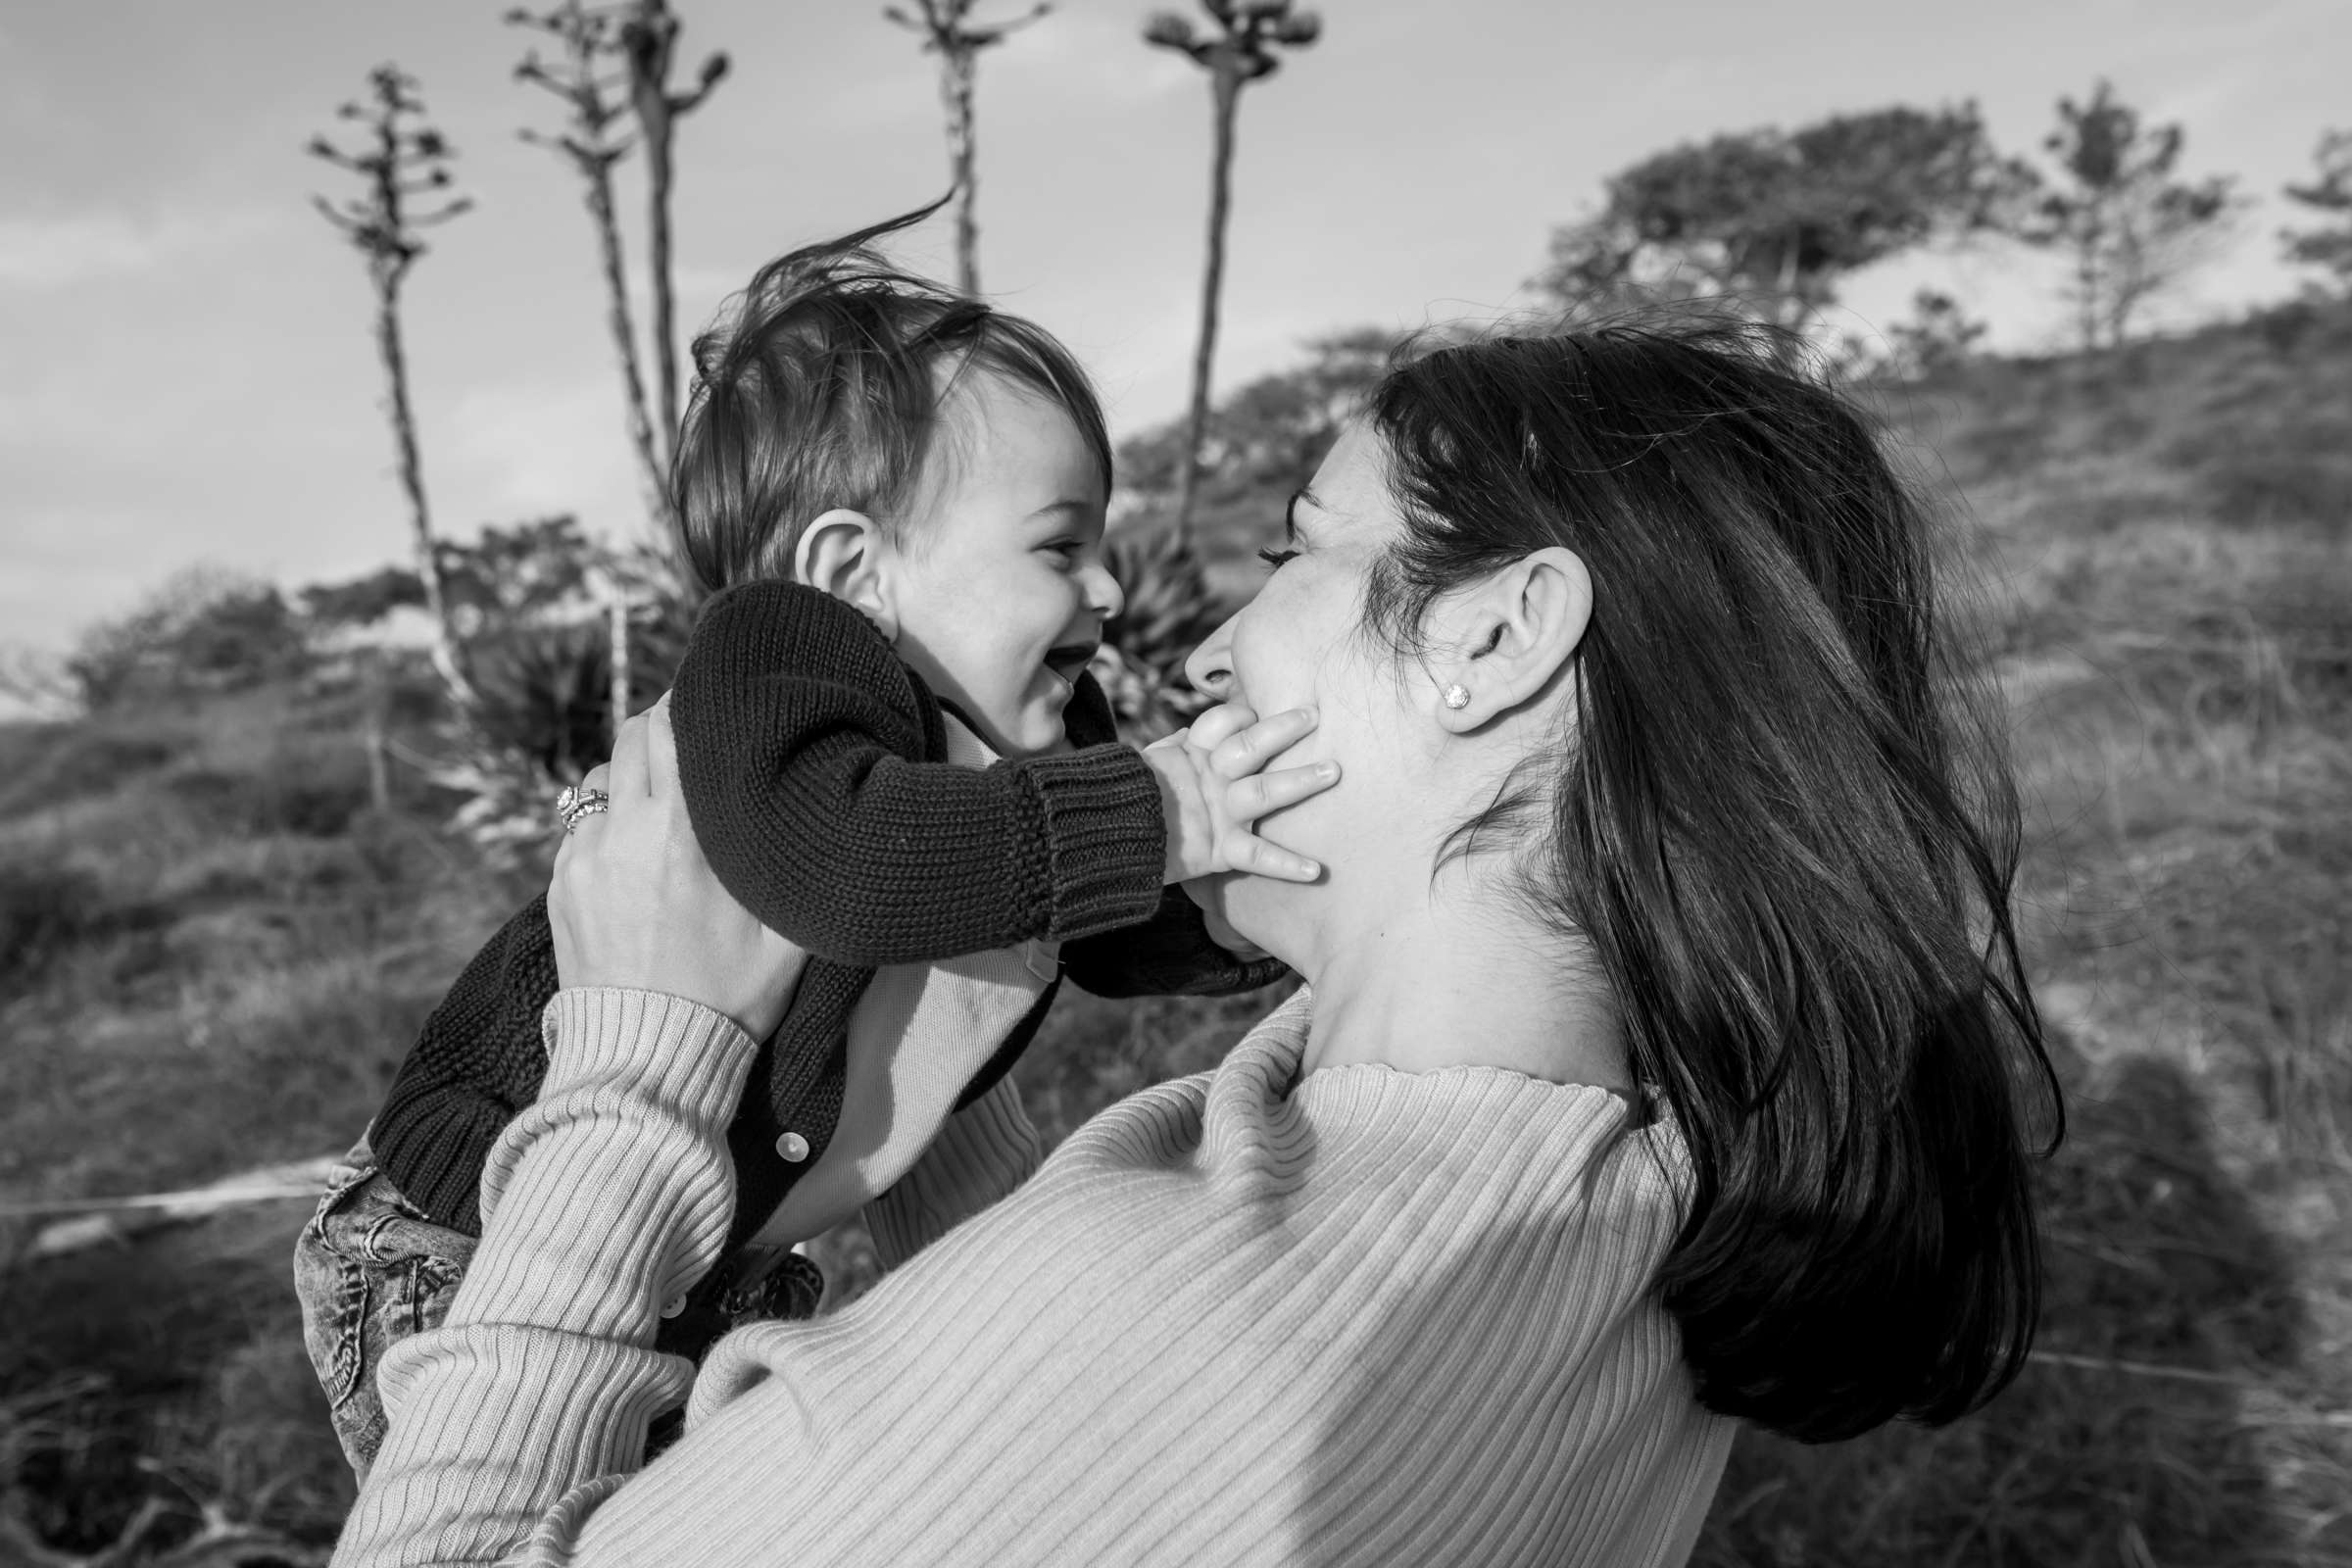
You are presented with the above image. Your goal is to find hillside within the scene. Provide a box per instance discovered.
[1,301,2347,1563]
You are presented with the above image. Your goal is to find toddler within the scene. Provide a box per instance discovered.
[292,206,1331,1480]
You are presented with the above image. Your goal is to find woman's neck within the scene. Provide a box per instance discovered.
[1292,862,1626,1093]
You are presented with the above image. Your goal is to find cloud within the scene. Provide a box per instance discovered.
[441,374,649,539]
[0,504,177,653]
[992,9,1198,102]
[0,206,278,290]
[672,262,753,311]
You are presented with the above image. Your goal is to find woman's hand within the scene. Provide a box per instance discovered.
[1144,704,1338,885]
[549,694,806,1042]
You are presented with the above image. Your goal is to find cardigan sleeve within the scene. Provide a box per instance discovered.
[669,582,1167,967]
[1061,885,1294,999]
[330,989,760,1568]
[861,1072,1045,1271]
[1048,676,1290,1000]
[367,894,563,1233]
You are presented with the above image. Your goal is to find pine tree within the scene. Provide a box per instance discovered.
[2281,128,2352,296]
[2023,81,2239,350]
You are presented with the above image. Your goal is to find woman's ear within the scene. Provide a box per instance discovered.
[793,509,900,641]
[1427,546,1592,731]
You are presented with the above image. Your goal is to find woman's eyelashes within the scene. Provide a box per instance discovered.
[1256,547,1299,572]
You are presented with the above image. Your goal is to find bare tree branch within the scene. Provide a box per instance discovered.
[619,0,727,461]
[885,0,1052,295]
[511,1,674,550]
[307,64,477,710]
[1144,0,1320,547]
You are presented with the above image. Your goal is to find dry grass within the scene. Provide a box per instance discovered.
[1,303,2346,1561]
[0,682,524,1555]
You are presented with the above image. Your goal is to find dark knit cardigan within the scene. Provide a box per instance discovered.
[371,581,1284,1267]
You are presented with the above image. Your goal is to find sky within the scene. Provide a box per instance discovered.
[1,0,2342,669]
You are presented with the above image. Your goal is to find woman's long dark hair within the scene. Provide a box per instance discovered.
[1360,322,2060,1444]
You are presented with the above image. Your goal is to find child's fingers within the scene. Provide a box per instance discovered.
[1209,706,1316,779]
[1224,760,1340,822]
[1222,831,1322,883]
[1182,702,1258,756]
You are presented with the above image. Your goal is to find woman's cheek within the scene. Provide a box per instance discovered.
[1224,617,1280,714]
[1237,599,1343,737]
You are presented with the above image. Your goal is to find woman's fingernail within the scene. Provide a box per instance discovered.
[1318,762,1340,781]
[1297,706,1319,724]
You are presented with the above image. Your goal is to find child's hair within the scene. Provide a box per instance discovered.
[1358,320,2061,1445]
[670,198,1113,597]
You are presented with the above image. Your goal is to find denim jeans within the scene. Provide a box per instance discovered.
[291,1140,476,1485]
[292,1138,828,1484]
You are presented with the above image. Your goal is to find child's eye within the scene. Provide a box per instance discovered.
[1256,548,1298,572]
[1042,541,1083,569]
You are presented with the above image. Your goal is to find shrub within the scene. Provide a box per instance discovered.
[1951,414,2052,476]
[208,1329,356,1534]
[0,857,114,987]
[0,1239,355,1558]
[148,710,381,842]
[466,588,692,783]
[1886,288,1989,380]
[462,621,612,783]
[162,761,371,841]
[67,568,312,711]
[2199,453,2352,526]
[1100,528,1225,742]
[0,726,176,818]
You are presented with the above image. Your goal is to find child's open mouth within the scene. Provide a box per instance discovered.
[1043,641,1099,690]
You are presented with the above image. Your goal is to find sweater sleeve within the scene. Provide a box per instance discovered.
[669,582,1167,969]
[331,989,759,1568]
[861,1072,1044,1271]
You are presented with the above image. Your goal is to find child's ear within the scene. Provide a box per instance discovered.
[793,509,900,641]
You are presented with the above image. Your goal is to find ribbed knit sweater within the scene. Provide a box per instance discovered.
[369,582,1281,1288]
[335,986,1737,1568]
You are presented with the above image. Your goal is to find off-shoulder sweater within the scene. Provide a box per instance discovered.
[333,986,1736,1568]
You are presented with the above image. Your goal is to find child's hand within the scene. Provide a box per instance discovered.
[1144,704,1338,884]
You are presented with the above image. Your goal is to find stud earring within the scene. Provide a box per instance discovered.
[1442,683,1471,710]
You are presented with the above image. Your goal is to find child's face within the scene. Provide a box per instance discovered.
[883,376,1121,759]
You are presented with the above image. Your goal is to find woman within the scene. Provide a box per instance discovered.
[335,321,2056,1567]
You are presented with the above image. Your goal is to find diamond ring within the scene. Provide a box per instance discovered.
[555,784,612,834]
